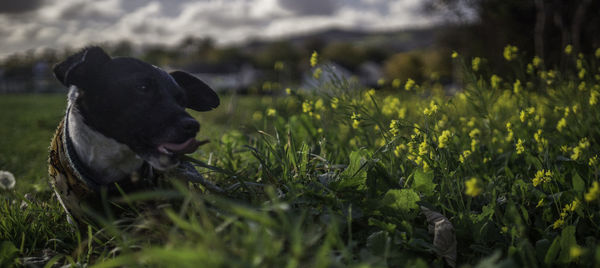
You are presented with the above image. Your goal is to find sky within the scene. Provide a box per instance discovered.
[0,0,444,58]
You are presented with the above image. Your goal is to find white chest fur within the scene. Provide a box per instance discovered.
[66,87,143,184]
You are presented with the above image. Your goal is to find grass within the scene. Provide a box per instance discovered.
[1,48,600,267]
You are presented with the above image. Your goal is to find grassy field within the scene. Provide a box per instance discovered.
[1,49,600,267]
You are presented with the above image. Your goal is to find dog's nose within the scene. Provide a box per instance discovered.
[181,118,200,136]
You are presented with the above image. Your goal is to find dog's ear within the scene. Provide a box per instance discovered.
[170,71,220,111]
[53,46,111,87]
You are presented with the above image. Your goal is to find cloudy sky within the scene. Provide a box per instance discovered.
[0,0,443,58]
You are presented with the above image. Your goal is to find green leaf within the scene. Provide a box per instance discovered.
[544,236,560,265]
[383,189,420,213]
[572,172,585,193]
[366,231,388,255]
[0,241,18,268]
[558,225,577,263]
[412,169,436,196]
[335,149,369,189]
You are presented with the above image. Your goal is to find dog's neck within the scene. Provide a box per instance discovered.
[65,87,144,184]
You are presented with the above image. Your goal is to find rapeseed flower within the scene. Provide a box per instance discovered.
[578,69,586,80]
[556,118,567,132]
[589,155,598,167]
[423,101,438,116]
[565,44,573,55]
[405,79,416,91]
[516,139,525,154]
[552,218,564,229]
[331,97,339,109]
[459,150,471,163]
[394,144,406,157]
[310,51,318,67]
[569,246,583,259]
[0,170,15,190]
[491,75,502,89]
[351,112,360,129]
[465,177,482,197]
[472,57,481,71]
[590,91,599,105]
[532,56,541,67]
[584,181,599,202]
[513,79,522,94]
[503,45,518,61]
[418,140,428,156]
[438,130,451,149]
[313,67,322,79]
[389,120,401,136]
[451,51,458,58]
[392,78,401,89]
[252,111,263,121]
[532,169,552,187]
[266,108,276,117]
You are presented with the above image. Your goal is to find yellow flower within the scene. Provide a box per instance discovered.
[503,45,518,61]
[491,74,502,89]
[394,144,406,157]
[302,101,312,113]
[331,97,339,109]
[578,69,586,80]
[552,218,564,229]
[285,88,292,95]
[274,61,284,71]
[556,117,567,132]
[536,198,544,208]
[266,108,276,117]
[532,169,552,187]
[313,67,322,79]
[438,130,451,149]
[516,139,525,154]
[451,51,458,59]
[589,155,598,167]
[513,79,522,94]
[459,150,471,163]
[252,111,263,121]
[590,91,599,105]
[565,44,573,55]
[569,246,583,259]
[532,56,541,67]
[405,78,416,91]
[351,112,360,129]
[423,101,439,116]
[314,98,324,111]
[465,177,482,197]
[418,140,428,156]
[392,78,401,89]
[310,51,318,67]
[389,120,401,136]
[472,57,481,71]
[377,78,385,86]
[595,48,600,58]
[584,181,600,202]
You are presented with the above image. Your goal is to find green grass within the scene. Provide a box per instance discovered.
[2,49,600,267]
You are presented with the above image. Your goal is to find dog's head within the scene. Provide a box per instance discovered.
[53,46,219,170]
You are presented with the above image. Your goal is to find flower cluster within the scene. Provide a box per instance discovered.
[532,169,552,187]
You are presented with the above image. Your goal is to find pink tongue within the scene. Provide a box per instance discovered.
[159,138,202,154]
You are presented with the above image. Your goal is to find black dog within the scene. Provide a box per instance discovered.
[48,47,219,224]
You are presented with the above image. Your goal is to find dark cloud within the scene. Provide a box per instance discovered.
[0,0,45,14]
[278,0,337,15]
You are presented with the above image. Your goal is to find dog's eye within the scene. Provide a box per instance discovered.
[137,85,150,93]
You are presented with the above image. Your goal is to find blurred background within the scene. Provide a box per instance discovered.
[0,0,599,94]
